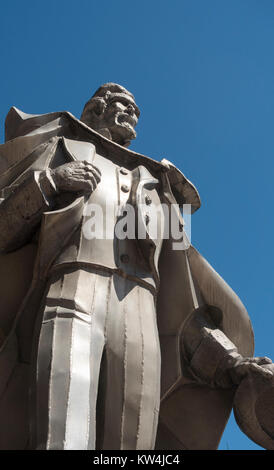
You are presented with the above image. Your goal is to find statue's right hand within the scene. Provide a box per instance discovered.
[50,161,101,194]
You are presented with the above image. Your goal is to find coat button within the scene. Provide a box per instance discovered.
[120,254,130,263]
[121,184,130,193]
[145,194,152,205]
[120,167,128,175]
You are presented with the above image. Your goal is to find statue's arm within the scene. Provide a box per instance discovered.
[0,170,58,253]
[181,308,273,388]
[0,161,101,253]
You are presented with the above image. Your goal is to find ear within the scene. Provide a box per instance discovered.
[80,97,106,124]
[92,97,106,117]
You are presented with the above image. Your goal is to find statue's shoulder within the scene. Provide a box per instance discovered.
[159,158,201,213]
[4,106,64,141]
[3,107,201,212]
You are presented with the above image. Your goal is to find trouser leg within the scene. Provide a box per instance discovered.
[101,275,161,450]
[33,269,109,450]
[32,268,161,450]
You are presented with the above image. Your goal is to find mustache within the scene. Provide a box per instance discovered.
[116,112,137,128]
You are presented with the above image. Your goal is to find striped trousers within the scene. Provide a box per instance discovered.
[32,267,161,450]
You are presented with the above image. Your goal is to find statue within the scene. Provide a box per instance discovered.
[0,83,273,450]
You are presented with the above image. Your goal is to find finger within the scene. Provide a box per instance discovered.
[90,169,101,183]
[252,356,272,365]
[249,363,273,379]
[69,169,98,177]
[72,161,94,170]
[81,174,100,192]
[90,164,101,176]
[86,165,101,181]
[82,161,101,175]
[69,174,97,188]
[247,357,272,366]
[84,172,99,186]
[66,162,87,169]
[70,172,98,182]
[67,174,91,182]
[67,162,101,180]
[70,169,91,175]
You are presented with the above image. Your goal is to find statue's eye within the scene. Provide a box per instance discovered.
[109,99,120,107]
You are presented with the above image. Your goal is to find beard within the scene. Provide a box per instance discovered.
[82,106,138,147]
[104,111,137,146]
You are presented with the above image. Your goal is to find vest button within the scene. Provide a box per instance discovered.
[120,167,128,175]
[121,184,130,193]
[120,254,130,263]
[145,194,152,205]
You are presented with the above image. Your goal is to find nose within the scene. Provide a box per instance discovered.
[126,104,134,115]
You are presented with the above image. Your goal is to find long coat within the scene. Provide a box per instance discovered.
[0,107,254,449]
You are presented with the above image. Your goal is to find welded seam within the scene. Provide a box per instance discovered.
[136,284,145,449]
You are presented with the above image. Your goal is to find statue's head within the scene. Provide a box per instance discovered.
[80,83,140,147]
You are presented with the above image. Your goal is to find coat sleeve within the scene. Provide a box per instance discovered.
[157,237,254,397]
[0,170,57,253]
[180,305,244,388]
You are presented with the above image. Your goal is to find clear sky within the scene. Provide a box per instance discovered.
[1,0,274,450]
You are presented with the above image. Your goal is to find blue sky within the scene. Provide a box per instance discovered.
[1,0,274,450]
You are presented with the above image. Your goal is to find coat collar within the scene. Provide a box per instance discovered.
[4,107,201,212]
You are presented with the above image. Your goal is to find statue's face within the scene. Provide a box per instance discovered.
[101,92,140,146]
[82,90,140,146]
